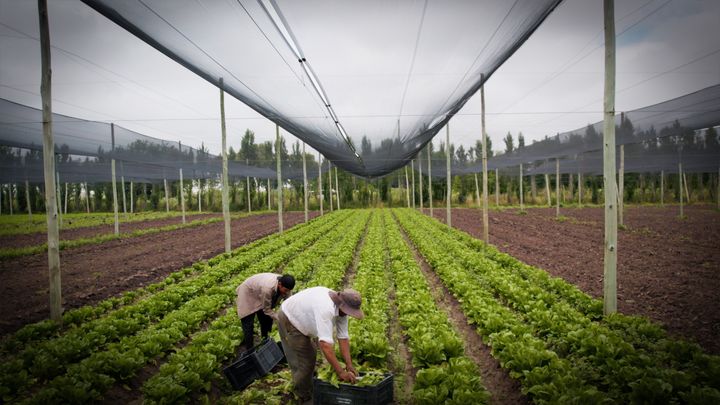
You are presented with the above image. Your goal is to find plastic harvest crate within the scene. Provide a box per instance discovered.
[223,338,284,390]
[313,373,393,405]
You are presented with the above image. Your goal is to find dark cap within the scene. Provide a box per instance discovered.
[328,289,364,319]
[278,274,295,290]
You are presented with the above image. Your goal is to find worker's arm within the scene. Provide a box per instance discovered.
[319,340,356,383]
[338,338,357,376]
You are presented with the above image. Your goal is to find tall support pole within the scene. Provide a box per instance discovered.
[683,172,690,203]
[418,152,424,211]
[302,143,308,222]
[481,76,489,243]
[1,184,3,215]
[556,159,560,218]
[198,180,202,213]
[474,172,480,208]
[163,178,170,212]
[602,0,618,315]
[318,152,323,215]
[427,145,433,216]
[245,160,252,213]
[495,169,500,207]
[25,180,32,219]
[446,124,452,226]
[64,182,68,214]
[545,172,551,207]
[411,160,416,208]
[179,168,186,224]
[112,162,119,233]
[220,78,231,253]
[328,161,333,211]
[335,167,340,210]
[267,178,271,210]
[519,164,524,211]
[405,166,410,207]
[679,163,684,217]
[121,175,127,215]
[276,124,284,233]
[85,182,90,213]
[618,144,624,226]
[578,172,582,207]
[130,181,134,213]
[660,170,664,207]
[55,174,61,226]
[40,0,61,321]
[10,184,15,215]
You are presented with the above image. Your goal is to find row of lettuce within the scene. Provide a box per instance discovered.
[395,208,720,404]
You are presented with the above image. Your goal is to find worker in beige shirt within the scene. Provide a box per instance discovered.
[277,287,364,403]
[236,273,295,350]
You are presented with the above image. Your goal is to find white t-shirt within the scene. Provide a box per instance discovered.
[280,286,349,344]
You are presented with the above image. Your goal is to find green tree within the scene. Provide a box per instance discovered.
[504,132,514,154]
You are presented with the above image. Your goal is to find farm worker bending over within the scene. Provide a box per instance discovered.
[236,273,295,350]
[277,287,364,402]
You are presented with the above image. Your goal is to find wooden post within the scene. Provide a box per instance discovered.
[85,182,90,213]
[335,166,340,210]
[246,160,252,213]
[121,175,127,215]
[276,124,284,233]
[418,152,424,211]
[130,181,134,213]
[39,0,61,322]
[568,173,574,203]
[111,124,119,236]
[556,159,560,218]
[55,174,61,227]
[427,145,433,216]
[163,178,169,212]
[618,144,624,226]
[9,184,14,215]
[63,182,68,214]
[179,168,186,224]
[220,78,231,253]
[411,160,416,208]
[25,180,32,219]
[683,172,690,203]
[519,164,524,211]
[495,168,500,207]
[446,124,452,226]
[318,152,323,215]
[267,178,271,210]
[328,160,333,211]
[545,172,551,207]
[660,170,664,207]
[198,180,202,213]
[531,174,537,204]
[481,76,489,243]
[679,163,684,217]
[302,143,308,222]
[405,166,410,207]
[602,0,618,315]
[474,172,480,208]
[578,172,583,207]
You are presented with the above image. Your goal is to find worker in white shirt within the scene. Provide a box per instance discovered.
[276,286,364,403]
[236,273,295,350]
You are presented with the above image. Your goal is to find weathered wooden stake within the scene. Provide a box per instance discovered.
[302,143,308,222]
[578,172,583,207]
[474,172,480,209]
[427,145,433,216]
[335,166,340,210]
[220,78,231,253]
[618,144,624,226]
[130,181,134,213]
[405,166,410,207]
[545,172,551,207]
[679,163,684,217]
[179,168,186,224]
[267,178,271,210]
[411,160,416,208]
[602,0,618,315]
[556,159,560,217]
[198,180,202,213]
[276,124,283,233]
[25,180,33,219]
[418,152,424,211]
[247,159,252,213]
[519,164,524,211]
[39,0,61,322]
[446,124,451,226]
[163,178,169,212]
[318,152,323,215]
[121,175,127,215]
[64,182,68,214]
[683,172,690,203]
[481,76,489,243]
[495,168,499,207]
[85,182,90,213]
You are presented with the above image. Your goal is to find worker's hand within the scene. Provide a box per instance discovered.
[338,370,356,383]
[345,365,357,377]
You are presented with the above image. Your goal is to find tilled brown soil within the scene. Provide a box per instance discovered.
[0,213,220,249]
[426,205,720,355]
[0,212,316,337]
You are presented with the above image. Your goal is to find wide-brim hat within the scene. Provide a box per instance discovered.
[329,289,364,319]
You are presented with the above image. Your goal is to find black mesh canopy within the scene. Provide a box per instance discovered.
[81,0,562,178]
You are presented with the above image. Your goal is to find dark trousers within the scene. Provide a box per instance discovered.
[241,309,273,349]
[277,309,317,402]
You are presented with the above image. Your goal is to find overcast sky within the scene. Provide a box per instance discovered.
[1,0,718,161]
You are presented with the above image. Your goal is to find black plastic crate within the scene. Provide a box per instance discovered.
[223,338,284,390]
[313,373,393,405]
